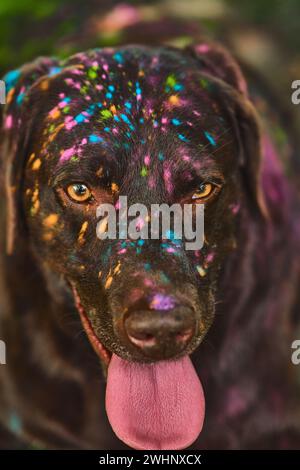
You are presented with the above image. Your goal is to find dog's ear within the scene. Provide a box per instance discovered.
[0,57,60,254]
[186,42,268,219]
[186,41,248,95]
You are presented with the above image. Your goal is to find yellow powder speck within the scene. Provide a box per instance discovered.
[196,266,207,277]
[28,153,35,164]
[110,105,117,114]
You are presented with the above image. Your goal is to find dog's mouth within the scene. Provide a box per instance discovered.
[71,284,205,450]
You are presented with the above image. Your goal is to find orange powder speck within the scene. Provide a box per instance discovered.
[31,187,40,215]
[43,232,54,241]
[168,95,180,106]
[111,182,119,193]
[32,158,42,171]
[6,88,15,105]
[78,221,88,245]
[50,108,61,120]
[43,213,59,228]
[105,276,113,289]
[40,79,49,91]
[96,166,104,177]
[113,261,121,275]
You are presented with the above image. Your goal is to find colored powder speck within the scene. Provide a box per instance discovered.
[5,115,13,129]
[168,95,180,106]
[88,68,97,79]
[16,91,25,105]
[166,74,177,88]
[113,52,124,64]
[89,134,103,143]
[140,166,148,177]
[75,113,86,124]
[178,134,189,143]
[49,66,62,76]
[4,69,21,91]
[101,109,112,119]
[43,213,58,228]
[60,147,76,162]
[120,113,130,124]
[204,131,216,146]
[172,118,181,126]
[150,294,176,311]
[196,265,207,277]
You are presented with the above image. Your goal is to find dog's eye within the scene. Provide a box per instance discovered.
[66,183,93,203]
[192,183,215,201]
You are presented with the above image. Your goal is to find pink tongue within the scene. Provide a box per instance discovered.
[106,354,205,450]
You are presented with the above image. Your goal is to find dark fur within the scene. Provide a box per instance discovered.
[0,41,300,449]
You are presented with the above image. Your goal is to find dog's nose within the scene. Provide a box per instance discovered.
[124,306,195,360]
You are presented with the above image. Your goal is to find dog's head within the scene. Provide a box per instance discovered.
[0,43,267,449]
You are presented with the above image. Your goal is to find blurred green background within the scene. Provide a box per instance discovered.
[0,0,299,125]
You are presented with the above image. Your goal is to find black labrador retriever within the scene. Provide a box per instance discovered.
[0,41,300,449]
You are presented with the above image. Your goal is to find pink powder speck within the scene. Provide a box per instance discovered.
[196,44,210,53]
[60,146,76,162]
[5,115,13,129]
[65,120,76,130]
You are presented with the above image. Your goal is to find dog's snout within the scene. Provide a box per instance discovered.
[124,306,195,360]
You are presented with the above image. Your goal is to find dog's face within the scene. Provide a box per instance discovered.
[1,45,264,365]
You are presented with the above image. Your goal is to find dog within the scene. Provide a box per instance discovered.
[0,41,300,449]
